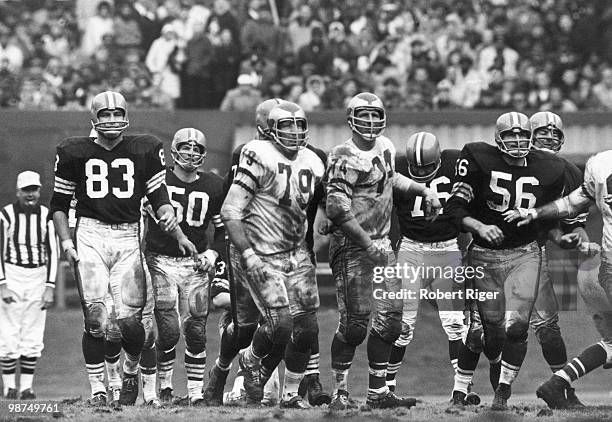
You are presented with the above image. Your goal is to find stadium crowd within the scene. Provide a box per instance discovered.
[1,0,612,111]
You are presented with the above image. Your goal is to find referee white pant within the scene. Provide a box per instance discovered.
[0,264,47,359]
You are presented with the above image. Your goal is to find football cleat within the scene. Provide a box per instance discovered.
[203,365,229,406]
[450,390,466,408]
[297,373,331,406]
[20,389,36,400]
[491,383,511,411]
[494,111,531,158]
[280,395,310,409]
[5,388,18,399]
[328,389,357,411]
[536,375,569,409]
[529,111,564,153]
[238,351,264,403]
[465,391,481,405]
[565,387,585,409]
[405,132,441,183]
[366,390,417,409]
[223,390,247,407]
[159,387,175,404]
[347,92,386,141]
[145,398,163,409]
[87,392,107,407]
[118,374,139,406]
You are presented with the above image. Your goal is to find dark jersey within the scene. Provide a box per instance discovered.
[445,142,565,249]
[224,141,327,251]
[146,170,225,257]
[394,149,460,242]
[51,135,169,224]
[559,158,586,232]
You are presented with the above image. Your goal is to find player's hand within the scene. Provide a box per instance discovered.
[194,255,213,273]
[242,250,267,285]
[476,224,504,246]
[177,235,198,258]
[41,286,54,310]
[558,232,581,249]
[0,284,17,304]
[365,243,388,267]
[502,208,537,227]
[577,241,601,258]
[317,217,334,235]
[424,189,442,222]
[158,209,179,233]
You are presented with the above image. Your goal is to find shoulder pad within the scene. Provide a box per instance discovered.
[330,144,372,172]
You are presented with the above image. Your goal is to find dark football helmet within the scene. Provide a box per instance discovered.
[405,132,441,183]
[171,127,207,171]
[90,91,129,139]
[495,111,532,158]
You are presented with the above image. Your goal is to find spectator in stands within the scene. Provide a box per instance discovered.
[297,24,333,76]
[133,0,163,52]
[241,3,285,62]
[0,28,24,72]
[285,80,304,104]
[380,77,404,109]
[540,85,578,112]
[220,73,262,111]
[328,21,358,73]
[41,23,71,64]
[298,74,325,112]
[432,79,456,110]
[478,32,519,79]
[81,1,114,58]
[528,70,553,109]
[207,0,240,51]
[180,19,213,108]
[146,23,183,109]
[210,28,240,108]
[113,2,143,57]
[571,77,602,110]
[448,55,483,108]
[592,67,612,110]
[510,89,529,111]
[0,57,21,107]
[287,4,315,53]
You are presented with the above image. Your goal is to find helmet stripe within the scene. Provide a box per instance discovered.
[107,92,115,109]
[415,132,424,166]
[510,112,518,128]
[189,128,195,140]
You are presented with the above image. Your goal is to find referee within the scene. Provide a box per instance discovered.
[0,171,58,400]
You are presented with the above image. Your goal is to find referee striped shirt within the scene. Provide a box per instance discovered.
[0,203,59,287]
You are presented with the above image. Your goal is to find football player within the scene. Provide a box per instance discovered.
[325,93,441,410]
[221,101,326,408]
[389,132,473,400]
[527,111,587,408]
[51,91,196,407]
[204,99,331,407]
[445,111,566,410]
[144,128,226,406]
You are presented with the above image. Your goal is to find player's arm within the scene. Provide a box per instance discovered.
[221,147,267,284]
[42,216,59,309]
[446,148,504,245]
[392,172,441,219]
[51,146,79,263]
[325,156,386,264]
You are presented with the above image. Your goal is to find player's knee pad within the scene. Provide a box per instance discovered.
[236,323,258,349]
[184,316,207,354]
[482,323,505,356]
[270,310,293,346]
[374,317,402,344]
[292,313,318,351]
[105,318,122,343]
[466,326,483,354]
[506,321,529,343]
[533,323,561,347]
[344,315,369,347]
[393,329,414,348]
[154,309,180,351]
[118,314,145,346]
[84,302,108,338]
[439,311,467,342]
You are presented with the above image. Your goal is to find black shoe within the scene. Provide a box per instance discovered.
[536,375,569,410]
[238,351,263,404]
[5,388,18,400]
[159,387,175,404]
[145,398,162,408]
[329,389,356,411]
[20,389,36,400]
[491,383,511,411]
[119,374,139,406]
[387,383,396,393]
[280,395,310,409]
[450,390,466,407]
[298,374,331,406]
[566,387,585,409]
[489,361,501,392]
[203,365,229,406]
[465,392,481,405]
[87,392,107,407]
[366,390,417,409]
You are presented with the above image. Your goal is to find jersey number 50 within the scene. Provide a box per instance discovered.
[167,186,209,227]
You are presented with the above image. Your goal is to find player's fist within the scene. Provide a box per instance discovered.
[476,224,504,246]
[502,208,537,227]
[41,286,54,310]
[176,235,197,257]
[424,189,442,222]
[0,284,17,304]
[558,232,581,249]
[61,239,80,264]
[365,243,388,267]
[242,248,266,285]
[317,217,334,235]
[159,211,179,233]
[194,255,212,273]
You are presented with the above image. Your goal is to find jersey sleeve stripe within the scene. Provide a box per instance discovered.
[236,168,260,188]
[450,182,474,202]
[146,170,166,188]
[233,180,255,195]
[55,176,76,186]
[212,215,223,228]
[146,178,165,194]
[54,186,75,195]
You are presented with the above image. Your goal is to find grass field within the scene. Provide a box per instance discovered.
[4,296,611,421]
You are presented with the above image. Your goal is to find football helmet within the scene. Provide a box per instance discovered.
[90,91,129,139]
[171,128,207,171]
[347,92,386,141]
[267,101,309,152]
[530,111,564,153]
[405,132,441,183]
[255,98,285,140]
[494,111,532,158]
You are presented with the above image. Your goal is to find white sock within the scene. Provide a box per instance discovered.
[106,359,121,389]
[263,367,280,399]
[232,373,245,394]
[453,371,473,394]
[499,361,520,386]
[142,372,157,402]
[123,353,139,376]
[281,369,303,401]
[86,362,106,396]
[304,353,320,376]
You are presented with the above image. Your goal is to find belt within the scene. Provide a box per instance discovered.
[400,237,457,250]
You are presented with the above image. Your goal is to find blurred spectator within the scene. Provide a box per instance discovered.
[180,20,213,108]
[241,3,285,62]
[81,1,114,57]
[146,24,183,108]
[287,4,315,53]
[114,3,143,55]
[528,70,553,109]
[592,67,612,110]
[432,79,456,110]
[209,28,241,108]
[540,86,577,112]
[207,0,240,51]
[0,58,21,107]
[478,32,519,79]
[380,77,404,109]
[449,55,484,108]
[297,25,333,76]
[328,21,358,73]
[298,75,325,111]
[570,78,602,110]
[0,29,24,72]
[133,0,163,51]
[220,74,262,111]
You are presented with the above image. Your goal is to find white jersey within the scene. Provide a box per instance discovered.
[583,150,612,250]
[230,140,325,255]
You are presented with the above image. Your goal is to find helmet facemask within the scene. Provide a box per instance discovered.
[497,128,532,158]
[270,117,309,152]
[532,126,564,153]
[407,159,441,183]
[171,140,206,171]
[349,107,386,141]
[92,109,129,139]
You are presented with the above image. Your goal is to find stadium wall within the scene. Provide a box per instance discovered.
[1,110,610,206]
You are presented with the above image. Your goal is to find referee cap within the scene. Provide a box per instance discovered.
[17,171,41,189]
